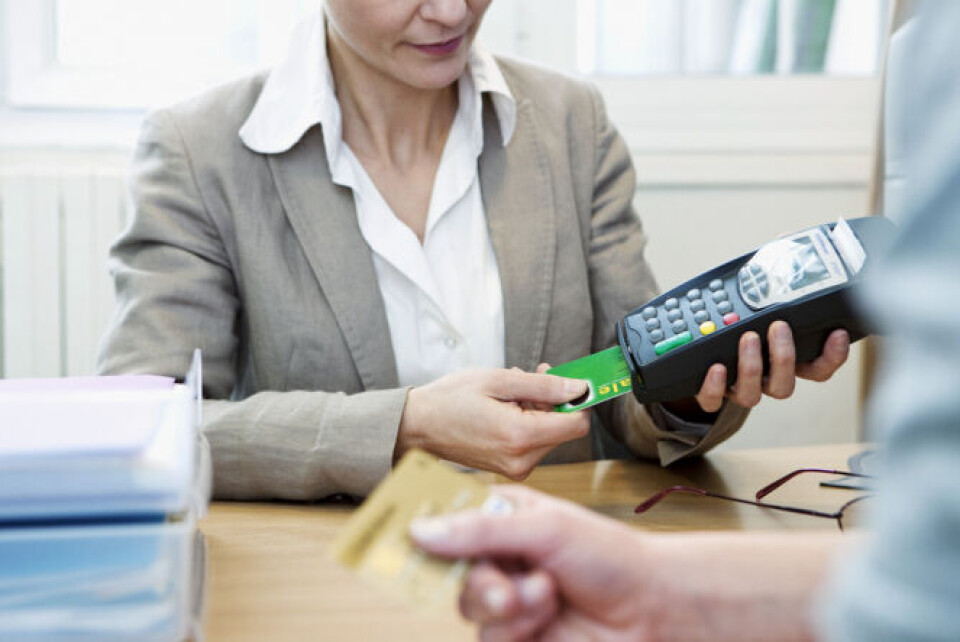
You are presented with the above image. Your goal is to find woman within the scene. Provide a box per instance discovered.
[97,0,849,499]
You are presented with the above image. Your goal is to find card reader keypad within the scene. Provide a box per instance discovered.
[629,277,743,359]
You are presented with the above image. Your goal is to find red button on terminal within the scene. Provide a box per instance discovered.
[722,313,740,326]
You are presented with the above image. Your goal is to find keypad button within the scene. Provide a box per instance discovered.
[712,290,728,302]
[649,329,665,343]
[645,317,661,331]
[690,299,705,313]
[686,288,701,300]
[709,279,723,291]
[743,285,759,303]
[758,279,770,296]
[671,320,687,333]
[722,312,740,326]
[699,321,717,335]
[667,308,683,322]
[655,331,693,356]
[717,301,733,315]
[641,306,657,320]
[750,264,763,276]
[694,310,710,324]
[664,298,680,310]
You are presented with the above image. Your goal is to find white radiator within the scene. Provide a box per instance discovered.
[0,164,130,378]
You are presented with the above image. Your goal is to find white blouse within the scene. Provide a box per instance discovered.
[240,12,517,386]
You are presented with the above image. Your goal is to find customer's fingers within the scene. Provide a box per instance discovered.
[410,489,568,562]
[477,572,559,642]
[460,562,519,623]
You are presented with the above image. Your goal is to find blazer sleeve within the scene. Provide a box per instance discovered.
[96,110,407,500]
[580,84,751,464]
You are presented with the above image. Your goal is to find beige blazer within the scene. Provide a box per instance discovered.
[97,58,748,500]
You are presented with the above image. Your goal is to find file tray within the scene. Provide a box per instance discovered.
[0,383,197,520]
[0,514,198,641]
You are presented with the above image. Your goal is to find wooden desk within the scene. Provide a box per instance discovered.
[199,443,865,641]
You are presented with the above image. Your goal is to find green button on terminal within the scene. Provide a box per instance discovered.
[654,331,693,356]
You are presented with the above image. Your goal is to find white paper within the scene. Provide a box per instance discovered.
[0,376,175,459]
[831,217,868,274]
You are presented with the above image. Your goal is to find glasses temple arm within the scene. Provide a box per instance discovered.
[636,485,846,521]
[755,468,872,501]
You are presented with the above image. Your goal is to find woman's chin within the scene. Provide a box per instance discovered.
[393,55,470,91]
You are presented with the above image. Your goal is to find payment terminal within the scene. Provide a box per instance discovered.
[549,216,897,410]
[618,216,895,403]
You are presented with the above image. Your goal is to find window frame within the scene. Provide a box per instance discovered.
[0,0,881,165]
[3,0,310,111]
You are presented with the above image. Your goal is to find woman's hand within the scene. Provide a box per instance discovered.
[694,321,850,413]
[396,369,591,480]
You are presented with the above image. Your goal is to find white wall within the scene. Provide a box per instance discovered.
[610,76,879,450]
[0,152,130,378]
[638,186,870,450]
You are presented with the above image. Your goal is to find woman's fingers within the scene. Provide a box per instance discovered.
[795,329,850,382]
[763,321,797,399]
[728,331,763,408]
[694,364,728,413]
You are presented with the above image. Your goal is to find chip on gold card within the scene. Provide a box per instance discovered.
[330,449,511,610]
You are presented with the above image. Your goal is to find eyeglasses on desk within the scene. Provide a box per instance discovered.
[635,468,874,532]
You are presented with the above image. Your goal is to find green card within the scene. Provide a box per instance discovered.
[547,346,635,412]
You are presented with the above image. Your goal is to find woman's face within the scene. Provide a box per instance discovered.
[324,0,493,90]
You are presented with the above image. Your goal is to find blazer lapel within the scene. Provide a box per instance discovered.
[480,99,558,371]
[266,126,399,390]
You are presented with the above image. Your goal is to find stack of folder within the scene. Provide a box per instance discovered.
[0,352,210,641]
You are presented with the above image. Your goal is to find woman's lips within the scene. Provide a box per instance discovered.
[412,35,465,56]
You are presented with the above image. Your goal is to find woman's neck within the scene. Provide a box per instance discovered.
[327,28,458,170]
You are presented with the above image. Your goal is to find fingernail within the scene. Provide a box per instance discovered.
[409,517,451,543]
[484,586,510,615]
[711,366,725,385]
[518,575,549,605]
[563,379,587,396]
[774,323,791,346]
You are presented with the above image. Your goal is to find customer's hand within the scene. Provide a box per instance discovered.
[694,321,850,412]
[411,485,650,641]
[411,485,837,642]
[396,369,590,480]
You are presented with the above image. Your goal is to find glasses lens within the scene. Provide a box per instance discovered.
[838,495,874,531]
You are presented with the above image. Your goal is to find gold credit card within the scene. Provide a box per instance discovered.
[330,450,511,610]
[548,346,635,412]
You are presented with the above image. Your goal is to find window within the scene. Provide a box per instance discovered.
[1,0,885,151]
[5,0,889,112]
[578,0,889,76]
[5,0,315,110]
